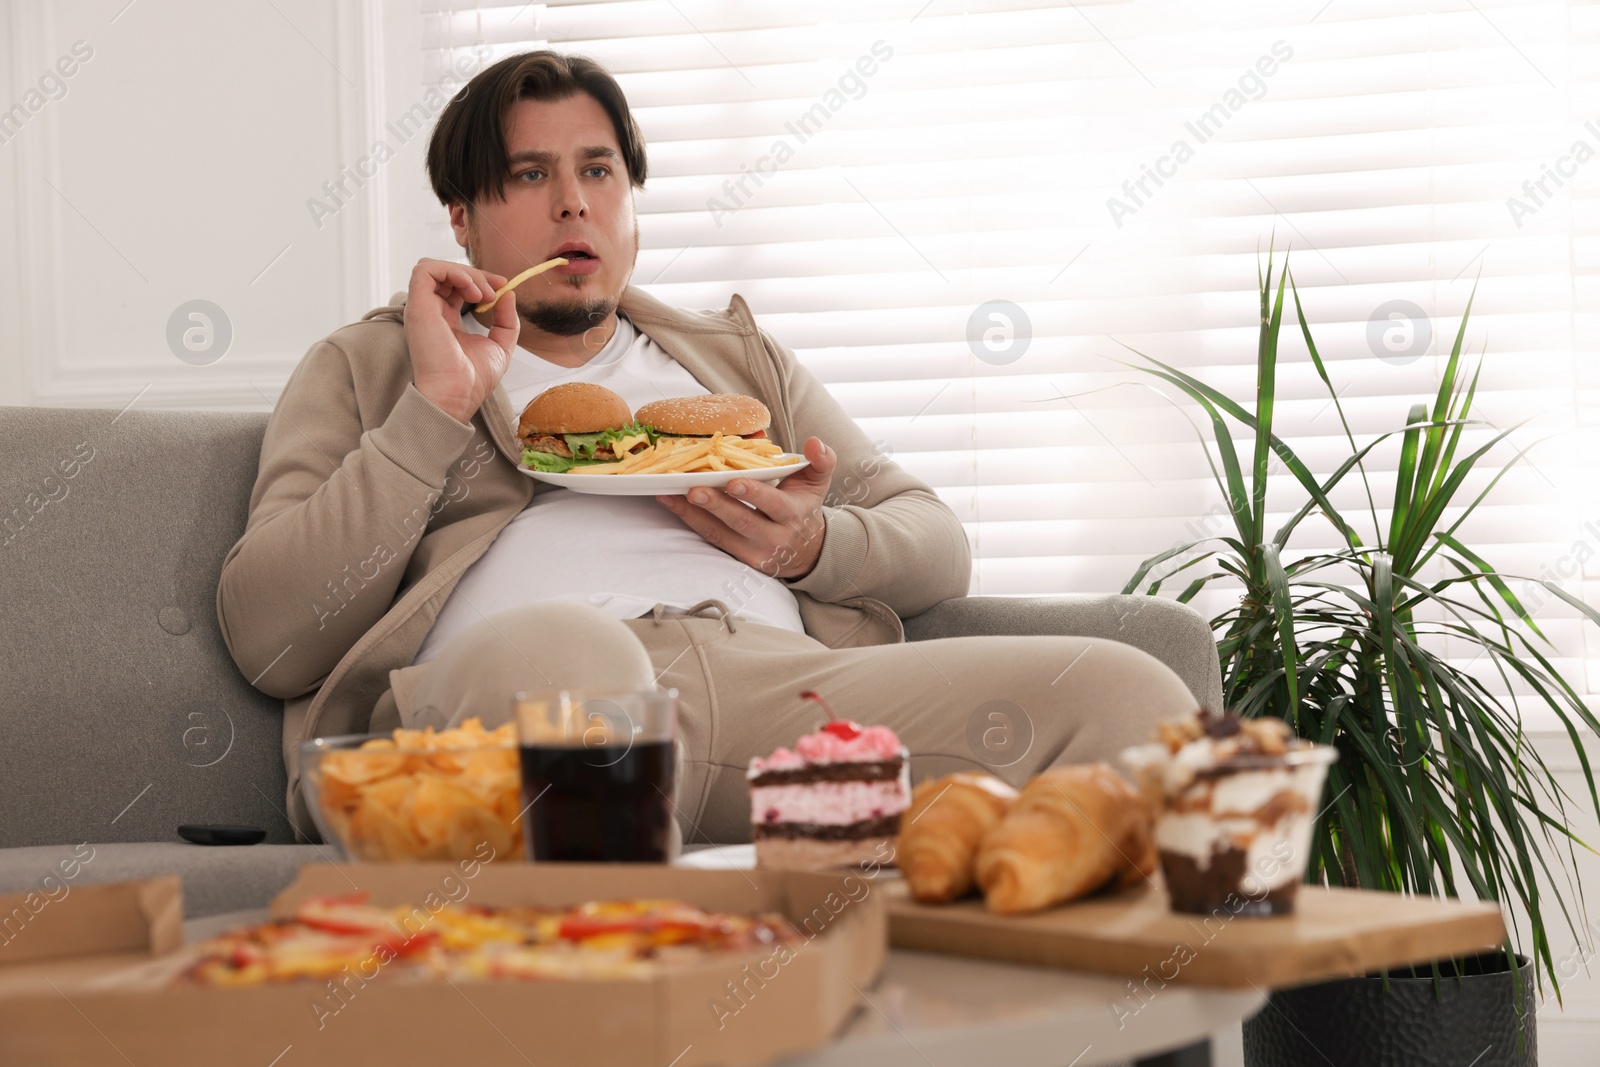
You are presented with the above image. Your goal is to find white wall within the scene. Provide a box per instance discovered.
[0,0,433,413]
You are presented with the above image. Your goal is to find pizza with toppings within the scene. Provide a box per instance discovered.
[178,893,802,987]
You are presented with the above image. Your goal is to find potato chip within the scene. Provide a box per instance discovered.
[360,774,420,815]
[323,749,405,784]
[461,748,515,776]
[410,777,481,845]
[317,768,364,812]
[313,717,522,862]
[350,802,423,861]
[318,806,353,844]
[446,805,514,861]
[426,751,472,775]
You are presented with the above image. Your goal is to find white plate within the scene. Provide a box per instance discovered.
[672,842,905,879]
[673,843,756,870]
[520,455,809,496]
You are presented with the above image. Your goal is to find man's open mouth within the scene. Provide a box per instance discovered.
[552,243,602,277]
[554,243,598,261]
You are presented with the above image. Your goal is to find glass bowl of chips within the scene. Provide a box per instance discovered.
[301,718,525,863]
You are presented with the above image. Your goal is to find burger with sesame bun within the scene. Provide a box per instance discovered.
[517,383,658,473]
[634,394,772,443]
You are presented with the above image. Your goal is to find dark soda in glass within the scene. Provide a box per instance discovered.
[519,737,675,862]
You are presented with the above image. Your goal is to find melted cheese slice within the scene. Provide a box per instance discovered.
[610,432,650,456]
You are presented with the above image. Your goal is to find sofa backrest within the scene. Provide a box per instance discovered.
[0,406,295,847]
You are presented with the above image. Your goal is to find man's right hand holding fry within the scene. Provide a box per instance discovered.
[403,257,520,424]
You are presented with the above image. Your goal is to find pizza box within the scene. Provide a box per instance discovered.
[885,879,1507,989]
[0,861,887,1067]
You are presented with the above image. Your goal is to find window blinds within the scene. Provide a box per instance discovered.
[418,0,1600,712]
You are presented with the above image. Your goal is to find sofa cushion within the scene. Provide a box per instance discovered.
[0,407,295,848]
[903,594,1224,711]
[0,842,326,918]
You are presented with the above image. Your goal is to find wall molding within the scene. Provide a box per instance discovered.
[0,4,24,405]
[334,0,389,317]
[9,0,62,409]
[25,358,305,411]
[8,0,385,411]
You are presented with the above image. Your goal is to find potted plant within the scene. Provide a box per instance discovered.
[1120,250,1600,1066]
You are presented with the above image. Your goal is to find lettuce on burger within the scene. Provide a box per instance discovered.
[517,383,657,473]
[633,394,771,441]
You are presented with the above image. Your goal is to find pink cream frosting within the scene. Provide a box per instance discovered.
[748,724,904,775]
[749,779,910,826]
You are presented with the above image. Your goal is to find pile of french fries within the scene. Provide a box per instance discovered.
[575,432,791,475]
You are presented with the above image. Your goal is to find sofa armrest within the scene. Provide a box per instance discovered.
[902,595,1223,711]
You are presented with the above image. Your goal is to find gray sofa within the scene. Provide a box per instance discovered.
[0,406,1223,918]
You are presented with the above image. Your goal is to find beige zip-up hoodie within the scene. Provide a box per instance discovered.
[216,285,971,834]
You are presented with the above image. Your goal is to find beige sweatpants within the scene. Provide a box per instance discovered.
[390,600,1199,846]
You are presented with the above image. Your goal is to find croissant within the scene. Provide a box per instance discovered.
[897,772,1020,903]
[974,763,1156,915]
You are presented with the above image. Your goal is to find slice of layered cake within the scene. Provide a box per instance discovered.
[747,692,911,870]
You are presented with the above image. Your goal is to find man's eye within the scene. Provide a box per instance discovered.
[585,166,609,178]
[518,170,544,183]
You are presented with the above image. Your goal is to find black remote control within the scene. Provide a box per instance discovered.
[178,824,266,846]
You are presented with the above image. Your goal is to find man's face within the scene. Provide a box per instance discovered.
[452,92,638,335]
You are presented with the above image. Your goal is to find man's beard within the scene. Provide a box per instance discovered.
[462,209,639,336]
[517,293,617,337]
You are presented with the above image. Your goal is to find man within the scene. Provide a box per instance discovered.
[217,51,1198,843]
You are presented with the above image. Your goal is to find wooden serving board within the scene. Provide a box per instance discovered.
[885,881,1506,989]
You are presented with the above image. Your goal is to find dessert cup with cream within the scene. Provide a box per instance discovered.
[1122,709,1336,916]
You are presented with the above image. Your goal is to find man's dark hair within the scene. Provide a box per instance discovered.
[426,50,647,209]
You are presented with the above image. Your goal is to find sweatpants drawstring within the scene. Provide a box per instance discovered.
[649,599,740,633]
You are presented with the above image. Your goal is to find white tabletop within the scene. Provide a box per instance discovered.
[684,845,1262,1066]
[779,948,1258,1066]
[185,847,1262,1067]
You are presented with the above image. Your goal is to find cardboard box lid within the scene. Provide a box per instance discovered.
[0,876,181,969]
[0,862,889,1067]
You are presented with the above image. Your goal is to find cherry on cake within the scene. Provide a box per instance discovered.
[747,692,911,870]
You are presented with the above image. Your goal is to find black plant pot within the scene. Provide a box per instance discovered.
[1243,952,1535,1067]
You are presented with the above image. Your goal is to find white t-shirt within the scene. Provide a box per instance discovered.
[411,311,805,666]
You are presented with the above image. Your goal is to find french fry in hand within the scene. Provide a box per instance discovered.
[475,257,568,312]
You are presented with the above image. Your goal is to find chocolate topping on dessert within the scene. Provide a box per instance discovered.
[1124,706,1338,920]
[1159,847,1297,916]
[1155,707,1296,763]
[748,757,905,788]
[751,813,903,841]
